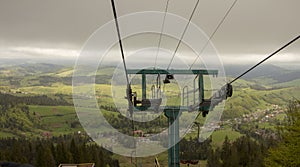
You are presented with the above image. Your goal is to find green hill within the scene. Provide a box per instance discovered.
[0,63,299,138]
[0,104,43,138]
[0,63,66,77]
[1,63,298,166]
[1,63,298,121]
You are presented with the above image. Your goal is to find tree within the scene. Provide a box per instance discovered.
[0,133,118,166]
[221,136,240,167]
[70,138,80,163]
[56,142,72,164]
[35,142,56,167]
[264,100,300,166]
[221,136,231,162]
[207,148,222,167]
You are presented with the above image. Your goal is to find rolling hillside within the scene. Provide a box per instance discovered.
[0,63,298,118]
[225,64,300,86]
[0,63,299,135]
[0,63,298,166]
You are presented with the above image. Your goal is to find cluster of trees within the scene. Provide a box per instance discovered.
[103,113,168,135]
[99,105,119,112]
[38,76,71,86]
[180,137,212,160]
[207,135,267,167]
[72,75,112,85]
[0,94,72,136]
[2,75,72,87]
[206,100,300,167]
[0,93,70,106]
[0,134,119,167]
[0,103,42,135]
[36,75,111,86]
[176,135,269,167]
[250,84,268,91]
[264,100,300,166]
[234,122,278,148]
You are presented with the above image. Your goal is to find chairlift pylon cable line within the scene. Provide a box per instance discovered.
[166,0,200,70]
[172,0,238,95]
[189,0,238,70]
[154,0,171,69]
[110,0,137,157]
[110,0,130,87]
[229,35,300,84]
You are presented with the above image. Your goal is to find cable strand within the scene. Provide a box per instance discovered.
[189,0,238,69]
[229,35,300,84]
[166,0,200,70]
[154,0,170,69]
[110,0,130,86]
[110,0,136,150]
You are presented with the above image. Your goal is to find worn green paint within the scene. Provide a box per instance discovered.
[142,74,146,99]
[199,74,204,103]
[164,107,181,167]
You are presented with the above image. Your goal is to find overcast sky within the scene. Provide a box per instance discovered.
[0,0,299,67]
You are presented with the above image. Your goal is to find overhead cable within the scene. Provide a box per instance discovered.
[229,35,300,84]
[154,0,171,69]
[166,0,200,70]
[189,0,238,69]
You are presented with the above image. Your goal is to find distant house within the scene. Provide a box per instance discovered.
[41,131,52,138]
[133,130,144,137]
[58,163,95,167]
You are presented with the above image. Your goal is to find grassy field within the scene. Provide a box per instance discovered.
[28,105,83,136]
[211,129,243,148]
